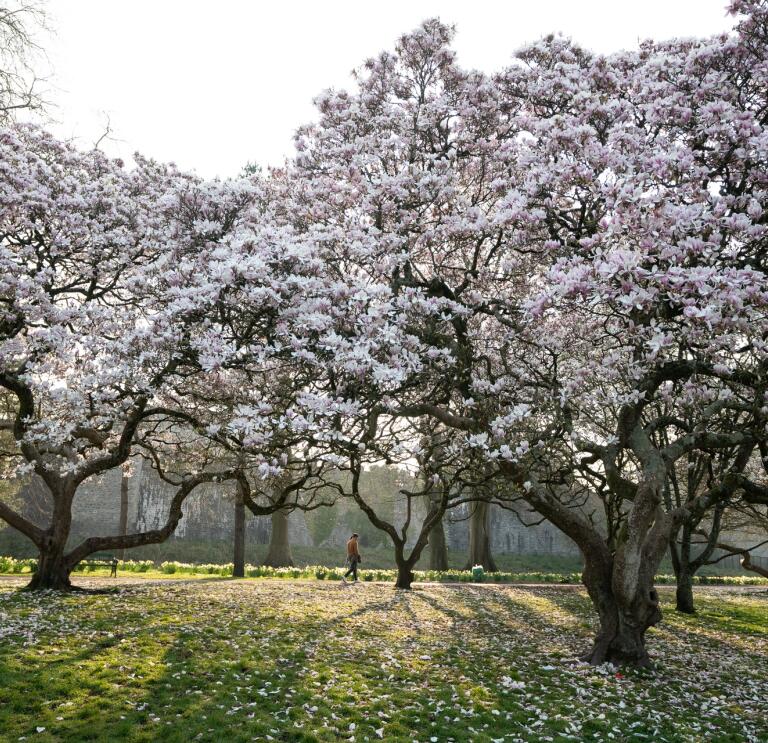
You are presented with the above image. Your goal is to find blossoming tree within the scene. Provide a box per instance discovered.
[0,126,335,589]
[285,1,768,665]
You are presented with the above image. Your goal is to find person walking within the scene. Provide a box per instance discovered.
[342,533,362,583]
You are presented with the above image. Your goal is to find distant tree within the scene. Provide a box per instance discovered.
[0,4,47,122]
[305,498,337,547]
[417,427,450,571]
[463,500,497,572]
[325,418,483,589]
[661,437,756,613]
[262,508,294,567]
[233,478,246,577]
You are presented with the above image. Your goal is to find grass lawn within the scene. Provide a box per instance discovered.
[0,578,765,742]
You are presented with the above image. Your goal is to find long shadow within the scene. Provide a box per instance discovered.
[408,586,473,630]
[345,591,407,620]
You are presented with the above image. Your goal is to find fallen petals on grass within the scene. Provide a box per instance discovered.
[0,577,765,742]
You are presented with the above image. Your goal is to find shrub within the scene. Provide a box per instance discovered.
[0,556,35,574]
[119,560,154,573]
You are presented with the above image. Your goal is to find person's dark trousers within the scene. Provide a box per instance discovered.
[344,558,359,581]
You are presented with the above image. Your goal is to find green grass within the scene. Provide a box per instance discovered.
[0,577,765,742]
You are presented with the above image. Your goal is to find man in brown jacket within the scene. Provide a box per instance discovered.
[343,533,361,583]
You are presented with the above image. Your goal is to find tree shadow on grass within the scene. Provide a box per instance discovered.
[408,585,475,630]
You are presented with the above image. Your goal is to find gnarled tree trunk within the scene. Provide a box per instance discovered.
[263,508,294,567]
[498,457,674,667]
[20,472,228,591]
[581,556,662,667]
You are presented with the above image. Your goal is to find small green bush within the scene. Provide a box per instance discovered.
[0,557,36,574]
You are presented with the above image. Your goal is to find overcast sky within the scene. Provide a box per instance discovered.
[38,0,736,179]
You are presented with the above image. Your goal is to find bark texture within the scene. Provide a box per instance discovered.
[581,557,662,667]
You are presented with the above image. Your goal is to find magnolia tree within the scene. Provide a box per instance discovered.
[283,2,768,666]
[0,125,343,589]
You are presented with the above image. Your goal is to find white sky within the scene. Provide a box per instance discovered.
[37,0,736,179]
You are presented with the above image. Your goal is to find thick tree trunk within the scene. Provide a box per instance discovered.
[584,588,661,667]
[117,468,129,562]
[497,458,673,667]
[26,490,75,591]
[262,508,294,567]
[464,500,497,571]
[395,556,415,589]
[26,544,73,590]
[233,481,246,578]
[581,558,662,667]
[428,515,449,571]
